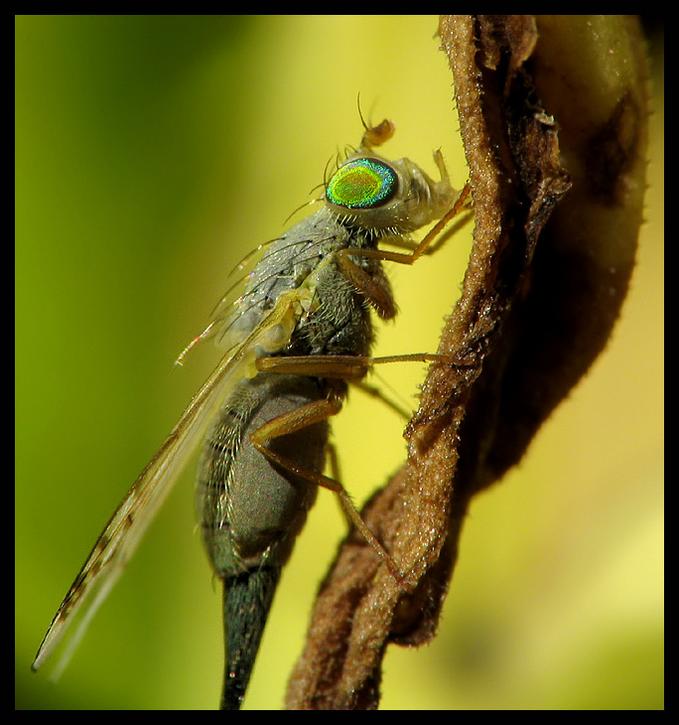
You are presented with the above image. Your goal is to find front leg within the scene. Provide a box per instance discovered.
[338,182,472,270]
[335,254,397,320]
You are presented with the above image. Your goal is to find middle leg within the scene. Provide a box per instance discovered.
[249,391,407,585]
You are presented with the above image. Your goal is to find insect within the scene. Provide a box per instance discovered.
[31,114,470,709]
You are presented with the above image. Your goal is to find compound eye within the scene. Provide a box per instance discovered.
[325,158,398,209]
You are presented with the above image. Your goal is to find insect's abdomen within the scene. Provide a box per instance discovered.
[197,373,328,576]
[197,373,328,709]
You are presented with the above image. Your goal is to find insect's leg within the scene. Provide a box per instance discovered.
[335,255,397,319]
[325,440,363,530]
[377,237,421,252]
[351,380,411,421]
[433,148,452,186]
[249,395,405,584]
[256,352,471,380]
[256,358,425,418]
[332,186,471,317]
[374,208,473,257]
[326,440,342,481]
[339,182,472,271]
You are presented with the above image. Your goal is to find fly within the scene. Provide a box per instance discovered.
[31,114,470,709]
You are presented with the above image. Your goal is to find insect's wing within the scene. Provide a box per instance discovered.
[176,236,285,365]
[31,297,296,674]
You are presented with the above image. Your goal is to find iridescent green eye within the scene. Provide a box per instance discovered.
[325,158,398,209]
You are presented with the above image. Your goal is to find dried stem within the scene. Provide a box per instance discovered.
[285,14,648,710]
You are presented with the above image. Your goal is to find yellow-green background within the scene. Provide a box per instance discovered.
[16,16,663,710]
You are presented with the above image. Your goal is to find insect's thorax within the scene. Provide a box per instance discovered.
[288,221,387,359]
[233,206,389,361]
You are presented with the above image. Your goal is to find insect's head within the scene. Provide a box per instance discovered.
[324,152,457,234]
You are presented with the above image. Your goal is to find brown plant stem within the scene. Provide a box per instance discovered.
[285,14,648,710]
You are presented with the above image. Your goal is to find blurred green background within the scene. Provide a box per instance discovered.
[16,16,663,709]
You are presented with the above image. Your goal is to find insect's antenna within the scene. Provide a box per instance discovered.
[356,91,370,135]
[356,93,395,151]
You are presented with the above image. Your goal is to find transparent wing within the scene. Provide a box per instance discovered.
[32,291,302,674]
[175,221,326,366]
[176,235,286,365]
